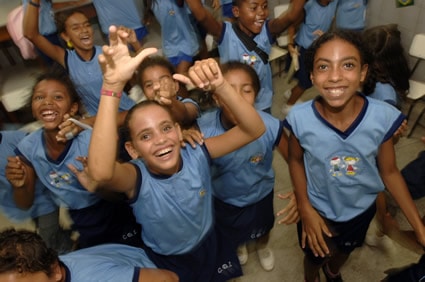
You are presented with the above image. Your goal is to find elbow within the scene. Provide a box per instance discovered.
[89,166,114,184]
[23,31,35,42]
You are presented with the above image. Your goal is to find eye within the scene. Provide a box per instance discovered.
[317,64,328,71]
[163,124,173,133]
[141,134,151,141]
[54,95,64,101]
[33,95,44,101]
[343,62,355,69]
[144,82,153,89]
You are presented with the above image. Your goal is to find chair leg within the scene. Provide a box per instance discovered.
[407,104,425,138]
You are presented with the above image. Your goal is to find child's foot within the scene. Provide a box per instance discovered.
[256,246,275,271]
[322,263,343,282]
[237,244,248,265]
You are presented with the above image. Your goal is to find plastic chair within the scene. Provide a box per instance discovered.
[269,4,291,77]
[406,34,425,137]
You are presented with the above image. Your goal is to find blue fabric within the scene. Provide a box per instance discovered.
[22,0,56,35]
[218,21,274,111]
[60,244,156,282]
[0,131,57,222]
[336,0,367,30]
[295,0,339,49]
[129,145,213,255]
[66,46,135,116]
[368,82,400,109]
[285,95,405,221]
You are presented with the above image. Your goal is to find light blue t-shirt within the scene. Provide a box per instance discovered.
[369,82,400,108]
[284,95,405,221]
[0,130,57,222]
[151,0,200,58]
[129,145,213,255]
[66,46,135,116]
[295,0,339,49]
[60,244,156,282]
[336,0,367,30]
[17,129,100,209]
[92,0,145,35]
[197,109,283,207]
[218,21,273,111]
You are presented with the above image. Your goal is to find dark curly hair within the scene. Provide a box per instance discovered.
[305,29,371,75]
[0,229,58,276]
[361,24,410,100]
[221,61,261,97]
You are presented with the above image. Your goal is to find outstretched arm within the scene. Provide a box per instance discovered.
[175,59,265,158]
[185,0,223,38]
[268,0,306,36]
[23,0,66,66]
[87,26,157,198]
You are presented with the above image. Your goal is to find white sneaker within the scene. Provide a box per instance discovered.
[237,244,248,265]
[256,247,275,271]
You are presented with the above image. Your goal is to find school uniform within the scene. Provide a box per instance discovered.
[336,0,367,31]
[0,130,56,222]
[369,82,400,109]
[16,129,142,248]
[151,1,200,65]
[60,244,156,282]
[66,46,135,116]
[92,0,148,40]
[218,21,273,111]
[197,109,283,246]
[284,94,405,262]
[129,145,242,281]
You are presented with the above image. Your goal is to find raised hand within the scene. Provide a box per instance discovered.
[6,156,28,188]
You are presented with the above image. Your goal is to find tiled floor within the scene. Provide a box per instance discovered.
[1,20,425,282]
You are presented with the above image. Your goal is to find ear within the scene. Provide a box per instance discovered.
[51,260,64,282]
[60,32,70,43]
[125,141,140,160]
[360,64,368,83]
[310,72,314,84]
[232,6,240,18]
[69,102,79,116]
[173,79,180,93]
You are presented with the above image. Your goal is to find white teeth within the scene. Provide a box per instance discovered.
[328,88,344,95]
[156,148,172,157]
[41,110,56,116]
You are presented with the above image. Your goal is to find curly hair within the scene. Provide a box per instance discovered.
[361,24,410,100]
[0,229,58,276]
[305,29,370,75]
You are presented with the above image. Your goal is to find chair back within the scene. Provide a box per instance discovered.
[409,34,425,60]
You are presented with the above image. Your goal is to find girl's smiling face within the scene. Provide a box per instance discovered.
[310,38,368,109]
[125,104,183,176]
[31,79,78,131]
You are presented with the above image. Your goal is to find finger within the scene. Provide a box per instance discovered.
[173,74,194,88]
[67,164,80,176]
[133,47,158,68]
[301,229,307,249]
[108,25,119,46]
[189,62,208,88]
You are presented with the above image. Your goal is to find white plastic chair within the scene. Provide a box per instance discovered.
[406,34,425,137]
[274,4,291,47]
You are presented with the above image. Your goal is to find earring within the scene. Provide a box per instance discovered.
[66,41,73,49]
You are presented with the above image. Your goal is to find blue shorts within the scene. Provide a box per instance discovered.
[287,46,313,90]
[222,3,233,18]
[214,190,275,246]
[134,26,149,41]
[168,53,194,67]
[297,202,376,265]
[68,199,142,249]
[143,229,242,281]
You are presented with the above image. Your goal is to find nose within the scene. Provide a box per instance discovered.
[44,97,53,105]
[328,66,342,82]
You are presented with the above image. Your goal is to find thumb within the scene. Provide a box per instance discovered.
[134,47,158,66]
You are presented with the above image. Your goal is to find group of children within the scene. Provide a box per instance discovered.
[1,0,425,281]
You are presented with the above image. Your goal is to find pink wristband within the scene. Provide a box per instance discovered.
[101,89,122,98]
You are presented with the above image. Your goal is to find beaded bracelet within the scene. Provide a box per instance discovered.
[29,1,40,8]
[100,89,122,98]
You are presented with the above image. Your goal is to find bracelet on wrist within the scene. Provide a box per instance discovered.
[29,1,40,8]
[100,88,122,98]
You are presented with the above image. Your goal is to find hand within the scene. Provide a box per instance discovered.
[98,26,157,91]
[117,26,137,45]
[300,206,332,257]
[393,119,408,139]
[5,156,28,188]
[313,29,324,37]
[57,114,84,142]
[175,59,224,92]
[153,77,177,106]
[181,128,204,148]
[67,156,99,193]
[276,191,299,225]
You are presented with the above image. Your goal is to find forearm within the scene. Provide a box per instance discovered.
[88,91,122,182]
[216,82,265,139]
[13,186,35,209]
[23,0,41,40]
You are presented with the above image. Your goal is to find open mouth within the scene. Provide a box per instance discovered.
[155,147,173,158]
[40,110,58,122]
